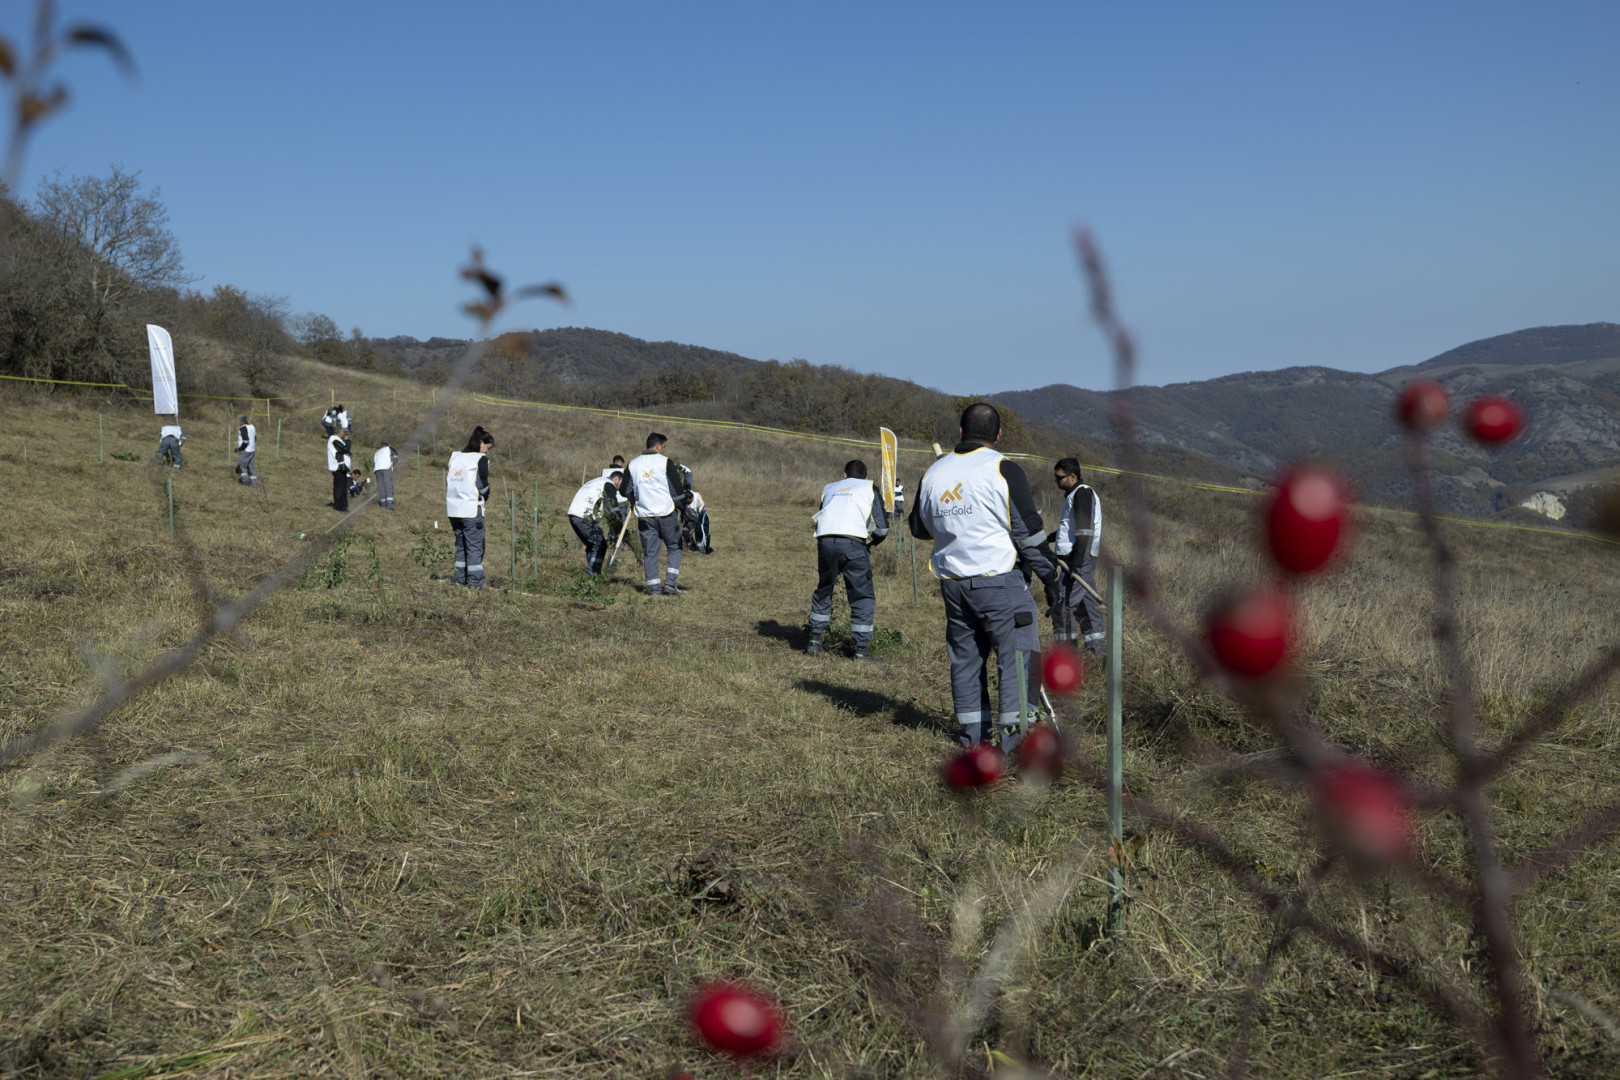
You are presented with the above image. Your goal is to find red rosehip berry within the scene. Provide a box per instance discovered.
[1313,762,1413,863]
[689,982,784,1059]
[1041,645,1084,695]
[1205,589,1291,678]
[1015,723,1063,780]
[1396,379,1448,430]
[1266,466,1350,574]
[941,744,1004,790]
[1464,396,1524,446]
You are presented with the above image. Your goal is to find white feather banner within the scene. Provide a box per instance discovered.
[147,324,177,416]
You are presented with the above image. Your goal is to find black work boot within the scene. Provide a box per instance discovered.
[805,632,824,656]
[852,644,882,664]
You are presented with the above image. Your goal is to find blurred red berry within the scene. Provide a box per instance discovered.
[689,981,784,1059]
[1396,379,1449,430]
[942,744,1004,790]
[1206,589,1291,678]
[1464,396,1524,446]
[1313,762,1413,863]
[1266,466,1350,574]
[1042,645,1084,695]
[1015,724,1063,780]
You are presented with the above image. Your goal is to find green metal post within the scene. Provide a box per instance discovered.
[910,537,919,604]
[532,482,540,579]
[1106,564,1125,932]
[98,413,104,463]
[275,418,282,461]
[167,478,175,538]
[509,490,516,587]
[1015,651,1030,738]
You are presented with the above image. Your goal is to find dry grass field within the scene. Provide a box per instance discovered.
[2,368,1619,1078]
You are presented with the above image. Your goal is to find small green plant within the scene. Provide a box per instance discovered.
[300,534,352,590]
[555,571,615,606]
[110,451,140,461]
[820,622,904,652]
[410,532,452,568]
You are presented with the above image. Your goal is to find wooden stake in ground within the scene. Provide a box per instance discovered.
[606,509,636,570]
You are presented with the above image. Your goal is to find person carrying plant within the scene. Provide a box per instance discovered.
[806,459,889,661]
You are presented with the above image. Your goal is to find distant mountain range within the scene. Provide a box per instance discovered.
[989,324,1620,519]
[370,323,1620,524]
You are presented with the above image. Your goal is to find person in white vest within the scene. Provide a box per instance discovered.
[335,404,352,437]
[235,415,257,486]
[157,422,184,469]
[322,406,339,438]
[1051,457,1105,656]
[568,470,625,575]
[625,432,690,595]
[806,459,889,660]
[327,427,353,511]
[602,455,630,513]
[892,481,905,519]
[445,426,494,588]
[908,403,1058,750]
[374,442,396,509]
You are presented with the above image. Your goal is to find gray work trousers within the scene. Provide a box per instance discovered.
[376,468,394,508]
[236,449,256,485]
[809,535,875,646]
[569,515,608,574]
[159,435,182,469]
[940,571,1040,747]
[1053,549,1105,654]
[452,516,485,587]
[638,512,682,592]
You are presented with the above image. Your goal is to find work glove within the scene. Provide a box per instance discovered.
[1044,580,1061,613]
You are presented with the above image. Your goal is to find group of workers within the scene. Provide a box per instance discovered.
[808,401,1104,749]
[158,398,1102,750]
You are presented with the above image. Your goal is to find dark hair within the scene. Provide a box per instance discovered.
[239,414,249,424]
[1055,457,1082,479]
[611,455,626,467]
[609,470,625,482]
[646,433,667,450]
[844,459,868,479]
[463,425,495,452]
[959,402,1000,443]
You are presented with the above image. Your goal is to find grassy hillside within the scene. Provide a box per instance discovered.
[2,371,1619,1078]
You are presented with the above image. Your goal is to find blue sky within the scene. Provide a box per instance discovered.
[19,1,1620,393]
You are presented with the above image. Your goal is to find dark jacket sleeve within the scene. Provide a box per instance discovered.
[907,481,932,540]
[237,425,249,452]
[1001,459,1056,584]
[667,460,690,505]
[476,456,491,500]
[868,488,890,547]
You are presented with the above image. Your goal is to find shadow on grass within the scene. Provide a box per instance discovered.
[756,618,810,649]
[795,679,956,741]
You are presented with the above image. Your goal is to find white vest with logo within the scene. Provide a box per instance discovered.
[813,478,875,539]
[326,434,349,472]
[374,446,394,472]
[239,424,256,453]
[445,451,485,517]
[1055,485,1101,559]
[916,447,1015,578]
[628,452,675,516]
[568,478,609,518]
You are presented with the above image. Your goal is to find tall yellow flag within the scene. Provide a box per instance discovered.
[879,427,898,513]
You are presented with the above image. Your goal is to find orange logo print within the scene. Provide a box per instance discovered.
[938,483,965,504]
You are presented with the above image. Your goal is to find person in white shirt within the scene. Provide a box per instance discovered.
[374,442,396,509]
[568,470,625,574]
[602,456,630,513]
[335,405,352,437]
[624,433,690,595]
[1051,457,1105,655]
[235,415,257,486]
[807,459,889,660]
[908,403,1058,749]
[157,423,184,469]
[327,427,352,511]
[445,426,493,587]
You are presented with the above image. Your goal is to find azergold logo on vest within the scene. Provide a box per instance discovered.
[938,483,965,504]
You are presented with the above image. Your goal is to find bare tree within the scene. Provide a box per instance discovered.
[291,310,344,363]
[206,285,291,396]
[32,164,192,305]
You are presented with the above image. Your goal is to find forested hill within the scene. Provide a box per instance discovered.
[990,323,1620,522]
